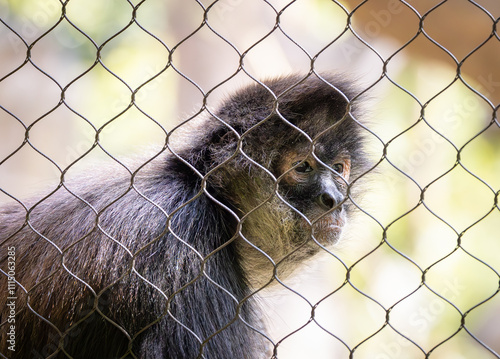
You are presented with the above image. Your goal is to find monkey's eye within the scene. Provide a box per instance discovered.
[292,161,313,173]
[332,163,344,174]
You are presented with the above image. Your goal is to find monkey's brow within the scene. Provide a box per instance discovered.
[311,143,326,155]
[306,144,339,161]
[286,146,337,165]
[290,142,325,156]
[313,147,350,166]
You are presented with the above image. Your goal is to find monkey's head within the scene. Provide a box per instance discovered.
[202,74,368,287]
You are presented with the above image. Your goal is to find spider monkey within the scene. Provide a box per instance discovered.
[0,74,368,358]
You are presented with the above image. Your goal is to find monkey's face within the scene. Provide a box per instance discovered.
[277,147,351,246]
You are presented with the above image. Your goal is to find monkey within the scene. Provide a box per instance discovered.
[0,73,368,358]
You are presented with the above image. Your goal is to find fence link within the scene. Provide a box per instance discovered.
[0,0,499,358]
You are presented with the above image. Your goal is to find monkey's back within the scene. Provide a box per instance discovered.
[0,156,262,358]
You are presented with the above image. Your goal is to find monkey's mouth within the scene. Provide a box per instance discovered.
[310,212,346,245]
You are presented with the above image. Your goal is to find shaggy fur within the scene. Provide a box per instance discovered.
[0,73,367,358]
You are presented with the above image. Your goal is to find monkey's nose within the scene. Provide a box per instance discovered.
[317,193,336,211]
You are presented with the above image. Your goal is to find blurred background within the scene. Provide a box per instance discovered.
[0,0,499,358]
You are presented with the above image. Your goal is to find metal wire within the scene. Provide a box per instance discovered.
[0,1,499,358]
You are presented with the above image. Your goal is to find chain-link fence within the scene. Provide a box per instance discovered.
[0,0,499,358]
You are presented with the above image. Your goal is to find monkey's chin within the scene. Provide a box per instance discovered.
[311,214,346,246]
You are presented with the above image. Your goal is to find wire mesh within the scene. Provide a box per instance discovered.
[0,0,499,358]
